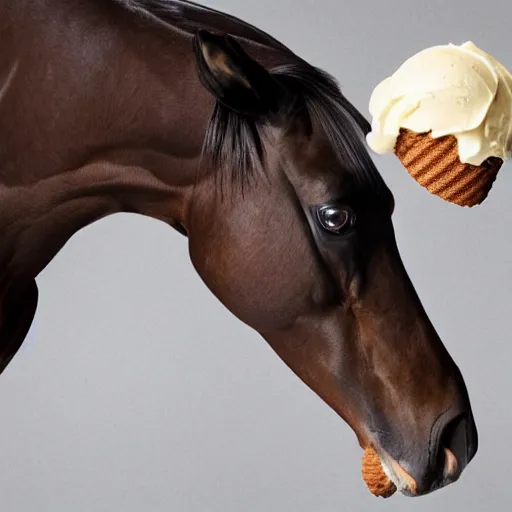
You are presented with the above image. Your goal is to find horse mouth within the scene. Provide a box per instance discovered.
[362,445,416,497]
[378,452,418,496]
[374,446,461,497]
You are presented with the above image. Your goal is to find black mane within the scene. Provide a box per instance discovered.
[202,62,390,199]
[117,0,390,200]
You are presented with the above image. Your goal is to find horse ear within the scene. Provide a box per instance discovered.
[193,29,288,117]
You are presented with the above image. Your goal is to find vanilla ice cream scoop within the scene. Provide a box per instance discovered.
[366,41,512,166]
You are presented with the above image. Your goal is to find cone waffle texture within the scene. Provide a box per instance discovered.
[394,129,502,207]
[362,447,397,498]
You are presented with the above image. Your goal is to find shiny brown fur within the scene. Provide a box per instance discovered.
[0,0,477,497]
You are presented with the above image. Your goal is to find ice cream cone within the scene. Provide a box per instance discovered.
[365,41,511,206]
[394,129,503,207]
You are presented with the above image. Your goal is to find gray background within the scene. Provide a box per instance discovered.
[1,0,511,510]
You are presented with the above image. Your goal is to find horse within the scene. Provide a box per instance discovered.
[0,0,477,497]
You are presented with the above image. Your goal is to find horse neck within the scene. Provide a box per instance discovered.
[0,0,292,282]
[0,1,199,281]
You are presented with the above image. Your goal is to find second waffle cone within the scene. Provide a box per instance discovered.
[362,447,397,498]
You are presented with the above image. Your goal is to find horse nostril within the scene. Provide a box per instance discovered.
[437,413,469,480]
[443,447,458,479]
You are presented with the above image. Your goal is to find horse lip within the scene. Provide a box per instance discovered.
[372,447,419,497]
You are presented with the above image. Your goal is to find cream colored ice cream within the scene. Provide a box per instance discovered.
[366,41,512,166]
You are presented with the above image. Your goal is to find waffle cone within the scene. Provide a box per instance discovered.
[394,129,502,207]
[362,447,397,498]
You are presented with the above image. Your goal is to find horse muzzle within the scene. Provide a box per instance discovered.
[372,411,478,496]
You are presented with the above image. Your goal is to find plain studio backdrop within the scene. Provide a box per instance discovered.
[1,1,511,511]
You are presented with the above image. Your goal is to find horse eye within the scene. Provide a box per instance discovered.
[317,206,355,234]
